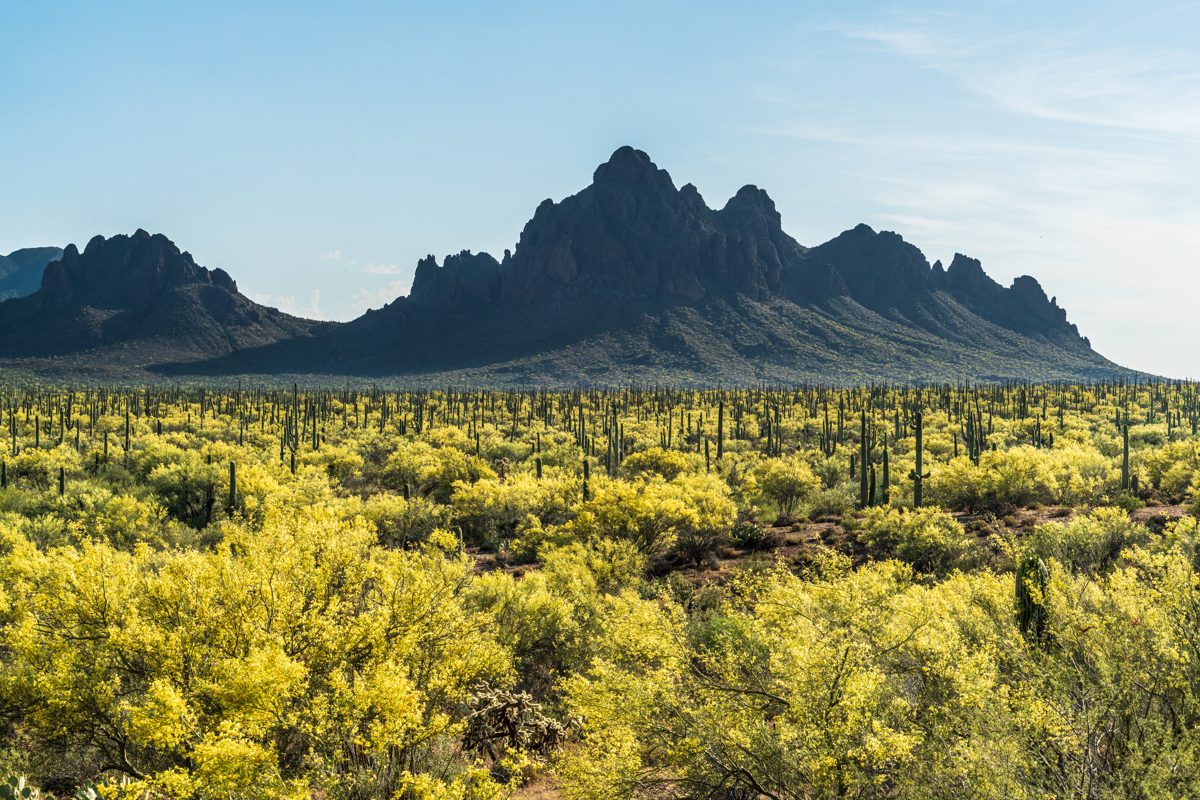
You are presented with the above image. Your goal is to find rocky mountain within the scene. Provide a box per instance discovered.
[1,148,1134,383]
[0,246,63,301]
[0,230,330,373]
[179,146,1127,384]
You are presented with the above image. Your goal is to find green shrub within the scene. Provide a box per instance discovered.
[807,486,856,518]
[362,493,442,548]
[858,506,979,575]
[753,455,822,518]
[1026,507,1148,574]
[731,520,774,551]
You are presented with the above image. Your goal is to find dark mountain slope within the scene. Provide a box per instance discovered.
[0,246,63,301]
[0,230,331,369]
[171,146,1130,384]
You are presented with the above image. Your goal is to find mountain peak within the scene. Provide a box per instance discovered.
[723,184,778,217]
[592,146,673,190]
[41,231,232,308]
[3,150,1121,383]
[0,231,325,364]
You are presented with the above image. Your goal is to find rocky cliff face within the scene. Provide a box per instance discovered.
[400,147,810,314]
[367,147,1086,349]
[408,250,501,312]
[38,230,237,309]
[2,147,1125,383]
[187,146,1116,383]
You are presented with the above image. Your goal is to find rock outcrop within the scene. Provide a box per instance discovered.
[0,148,1130,383]
[0,230,330,365]
[177,147,1127,383]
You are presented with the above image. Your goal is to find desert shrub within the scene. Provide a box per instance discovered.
[621,448,697,480]
[362,493,442,548]
[1046,446,1116,505]
[450,471,576,549]
[807,486,856,518]
[732,520,774,551]
[753,455,821,517]
[1145,441,1200,498]
[568,474,735,559]
[858,506,979,576]
[297,443,364,484]
[147,456,223,526]
[469,539,643,693]
[813,456,846,490]
[930,448,1058,511]
[4,446,82,492]
[383,439,495,503]
[1026,507,1149,574]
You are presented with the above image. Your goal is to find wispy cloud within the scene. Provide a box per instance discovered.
[352,280,408,310]
[319,249,342,261]
[362,263,406,275]
[753,9,1200,376]
[845,23,1200,135]
[253,289,324,319]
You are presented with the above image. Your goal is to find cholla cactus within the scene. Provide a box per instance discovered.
[462,687,568,761]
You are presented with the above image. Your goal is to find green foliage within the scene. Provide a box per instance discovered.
[566,474,735,559]
[1026,507,1150,574]
[857,506,980,575]
[929,445,1115,511]
[751,454,821,517]
[361,493,442,547]
[619,447,696,480]
[1,382,1200,798]
[1015,551,1049,643]
[450,470,575,548]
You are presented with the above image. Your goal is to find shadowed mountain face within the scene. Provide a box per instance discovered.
[1,148,1132,383]
[179,146,1123,383]
[0,230,331,369]
[0,246,63,301]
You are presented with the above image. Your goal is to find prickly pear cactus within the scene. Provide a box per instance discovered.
[0,775,43,800]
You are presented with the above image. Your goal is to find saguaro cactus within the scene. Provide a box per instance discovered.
[228,462,237,512]
[716,400,724,461]
[859,409,869,508]
[1016,551,1050,644]
[1120,417,1131,491]
[881,433,890,505]
[909,411,930,508]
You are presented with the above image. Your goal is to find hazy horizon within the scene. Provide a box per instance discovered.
[3,1,1198,377]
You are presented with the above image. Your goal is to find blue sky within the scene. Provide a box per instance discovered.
[3,1,1198,376]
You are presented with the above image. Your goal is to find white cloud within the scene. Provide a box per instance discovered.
[749,10,1200,377]
[362,263,406,275]
[252,289,324,319]
[845,23,1200,136]
[351,280,409,311]
[319,249,342,261]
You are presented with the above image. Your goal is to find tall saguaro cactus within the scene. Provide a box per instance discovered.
[859,409,869,508]
[228,462,237,513]
[1120,417,1131,491]
[716,400,724,461]
[909,410,930,508]
[1016,551,1050,644]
